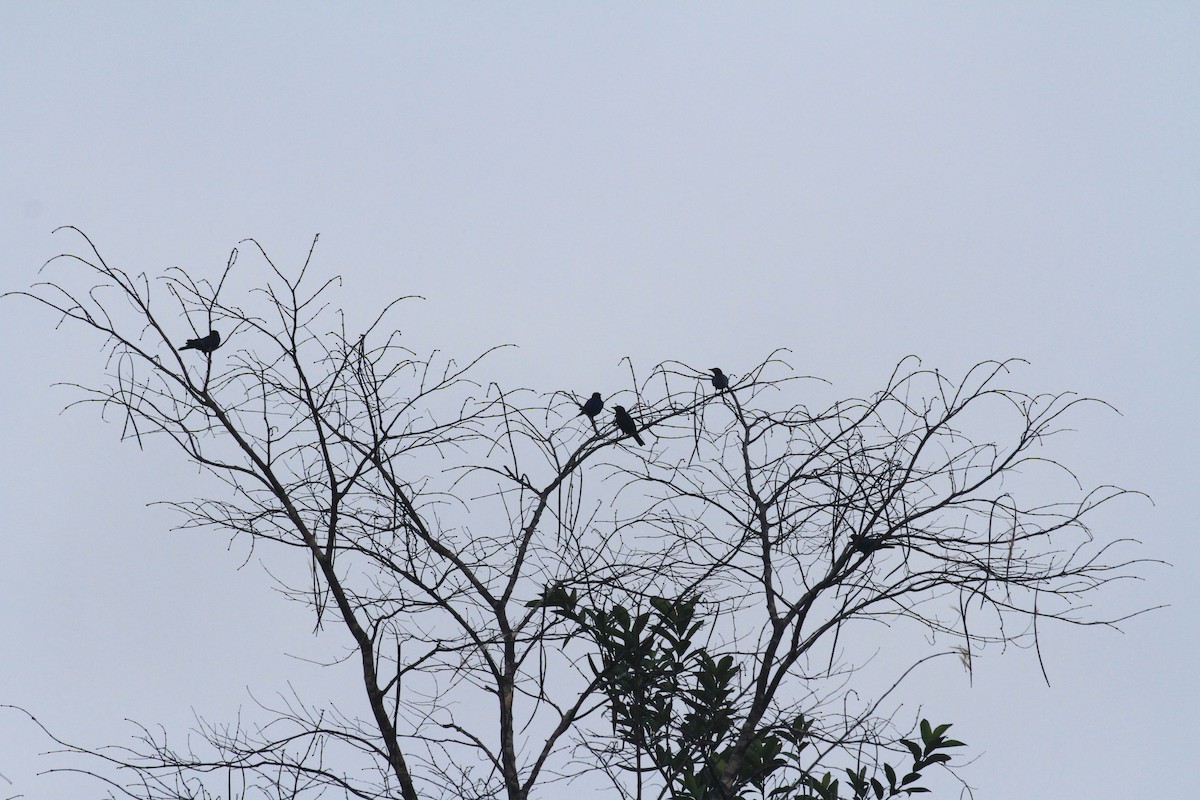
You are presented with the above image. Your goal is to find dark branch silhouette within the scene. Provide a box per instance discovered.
[3,228,1158,800]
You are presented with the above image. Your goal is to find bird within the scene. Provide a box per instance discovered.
[851,533,893,555]
[612,405,645,446]
[710,368,729,391]
[179,329,221,354]
[579,392,604,419]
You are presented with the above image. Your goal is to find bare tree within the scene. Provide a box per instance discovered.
[6,229,1152,800]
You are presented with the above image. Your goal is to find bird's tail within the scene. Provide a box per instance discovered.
[633,432,645,446]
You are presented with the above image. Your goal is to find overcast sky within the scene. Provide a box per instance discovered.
[2,4,1197,797]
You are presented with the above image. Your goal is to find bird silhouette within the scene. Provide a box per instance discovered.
[612,405,645,446]
[710,368,729,391]
[580,392,604,419]
[180,329,221,354]
[851,533,893,555]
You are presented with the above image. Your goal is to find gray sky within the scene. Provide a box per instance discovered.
[2,4,1196,797]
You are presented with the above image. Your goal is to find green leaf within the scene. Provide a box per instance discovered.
[613,604,630,629]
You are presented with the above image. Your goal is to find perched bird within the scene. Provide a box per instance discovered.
[579,392,604,419]
[710,368,729,391]
[612,405,645,446]
[179,329,221,354]
[851,533,893,555]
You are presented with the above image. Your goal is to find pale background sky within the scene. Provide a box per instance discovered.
[1,4,1197,797]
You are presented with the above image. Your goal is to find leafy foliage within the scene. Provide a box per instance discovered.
[532,589,965,800]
